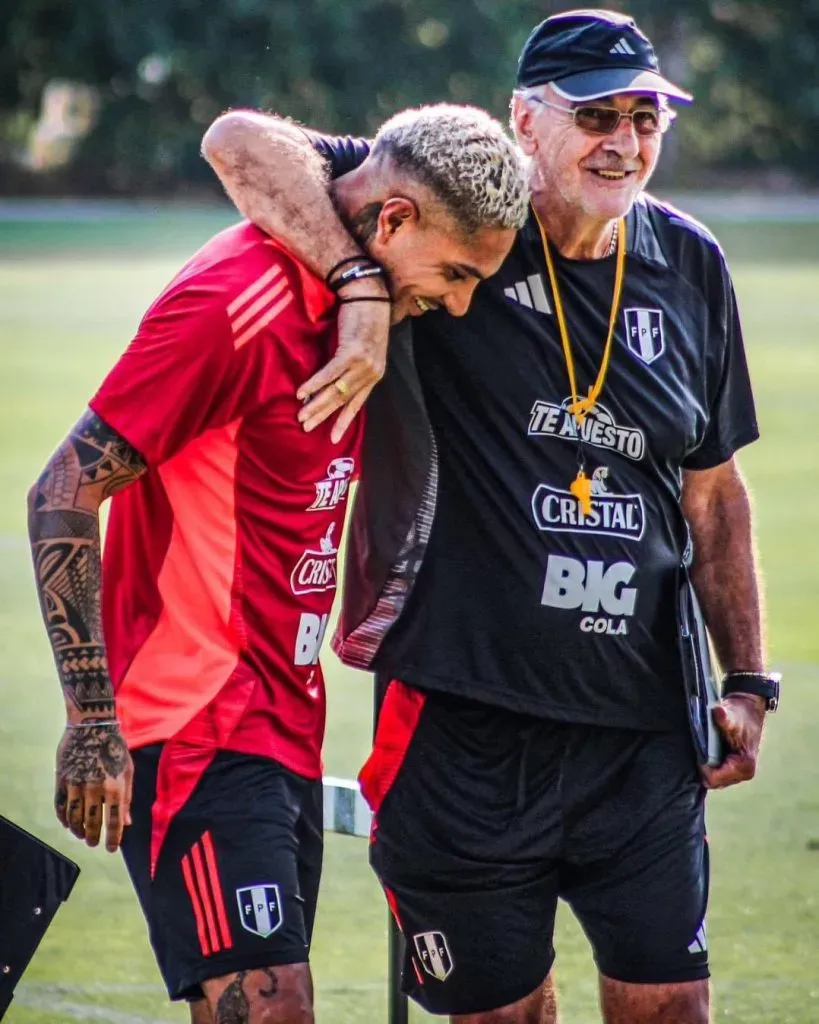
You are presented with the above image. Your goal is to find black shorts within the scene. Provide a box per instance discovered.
[360,681,709,1017]
[121,745,323,1001]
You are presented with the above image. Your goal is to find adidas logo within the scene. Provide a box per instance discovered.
[610,37,636,55]
[687,924,707,955]
[503,274,551,314]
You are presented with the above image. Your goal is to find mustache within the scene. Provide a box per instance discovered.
[582,160,642,173]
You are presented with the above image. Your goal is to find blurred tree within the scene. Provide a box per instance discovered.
[0,0,816,194]
[678,0,819,184]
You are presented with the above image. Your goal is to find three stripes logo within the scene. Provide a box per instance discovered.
[227,259,294,350]
[503,274,551,315]
[180,831,234,956]
[610,36,637,55]
[688,923,707,955]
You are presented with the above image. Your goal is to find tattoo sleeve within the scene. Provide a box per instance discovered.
[27,410,147,719]
[682,461,765,673]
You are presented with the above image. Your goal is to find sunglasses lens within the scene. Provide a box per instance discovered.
[632,111,661,136]
[574,107,621,134]
[572,107,668,136]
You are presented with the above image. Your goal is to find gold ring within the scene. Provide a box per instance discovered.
[334,378,350,397]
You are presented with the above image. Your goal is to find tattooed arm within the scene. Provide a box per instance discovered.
[27,409,147,852]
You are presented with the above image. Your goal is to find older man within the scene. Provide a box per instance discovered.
[202,10,778,1024]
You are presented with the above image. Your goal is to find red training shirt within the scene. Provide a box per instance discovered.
[91,222,361,785]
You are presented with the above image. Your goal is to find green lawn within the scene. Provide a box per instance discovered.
[1,211,818,1023]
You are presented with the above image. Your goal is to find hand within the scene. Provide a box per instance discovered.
[297,295,391,443]
[701,693,766,790]
[55,723,134,852]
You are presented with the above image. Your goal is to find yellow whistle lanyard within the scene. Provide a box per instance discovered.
[533,209,627,513]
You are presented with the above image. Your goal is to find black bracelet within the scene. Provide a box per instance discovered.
[332,265,386,290]
[65,720,119,729]
[338,295,392,305]
[326,259,386,293]
[325,256,369,282]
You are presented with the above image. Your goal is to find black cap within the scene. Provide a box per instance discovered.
[516,9,693,104]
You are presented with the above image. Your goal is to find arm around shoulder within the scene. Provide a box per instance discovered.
[201,109,366,278]
[202,110,390,439]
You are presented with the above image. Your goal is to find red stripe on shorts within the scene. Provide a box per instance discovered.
[358,680,426,814]
[383,885,404,930]
[191,840,222,954]
[383,887,425,988]
[181,852,212,956]
[201,830,234,951]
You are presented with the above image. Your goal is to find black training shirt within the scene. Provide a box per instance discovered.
[316,134,759,731]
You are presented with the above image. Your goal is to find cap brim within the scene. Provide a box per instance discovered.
[552,68,693,104]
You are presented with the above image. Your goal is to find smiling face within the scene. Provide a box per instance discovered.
[514,86,664,223]
[368,198,516,323]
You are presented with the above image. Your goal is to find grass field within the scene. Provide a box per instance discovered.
[1,208,818,1023]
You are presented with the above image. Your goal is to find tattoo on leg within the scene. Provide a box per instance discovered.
[213,968,279,1023]
[258,968,278,1000]
[214,972,250,1024]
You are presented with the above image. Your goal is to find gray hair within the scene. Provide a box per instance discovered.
[370,103,530,233]
[509,85,547,138]
[513,85,546,104]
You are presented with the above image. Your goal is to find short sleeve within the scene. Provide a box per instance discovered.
[683,272,759,471]
[302,130,371,179]
[90,282,264,465]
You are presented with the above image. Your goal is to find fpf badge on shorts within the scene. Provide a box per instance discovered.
[236,884,283,938]
[413,930,454,981]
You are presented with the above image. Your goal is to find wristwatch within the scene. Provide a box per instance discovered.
[721,671,781,712]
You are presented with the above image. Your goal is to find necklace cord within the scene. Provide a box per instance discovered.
[532,209,627,514]
[534,210,626,426]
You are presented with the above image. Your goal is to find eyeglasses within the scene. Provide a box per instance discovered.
[528,95,675,137]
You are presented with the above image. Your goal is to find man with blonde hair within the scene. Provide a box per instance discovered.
[27,103,526,1024]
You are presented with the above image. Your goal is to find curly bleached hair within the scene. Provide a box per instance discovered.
[370,104,530,233]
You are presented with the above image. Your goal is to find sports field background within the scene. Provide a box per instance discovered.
[1,206,818,1023]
